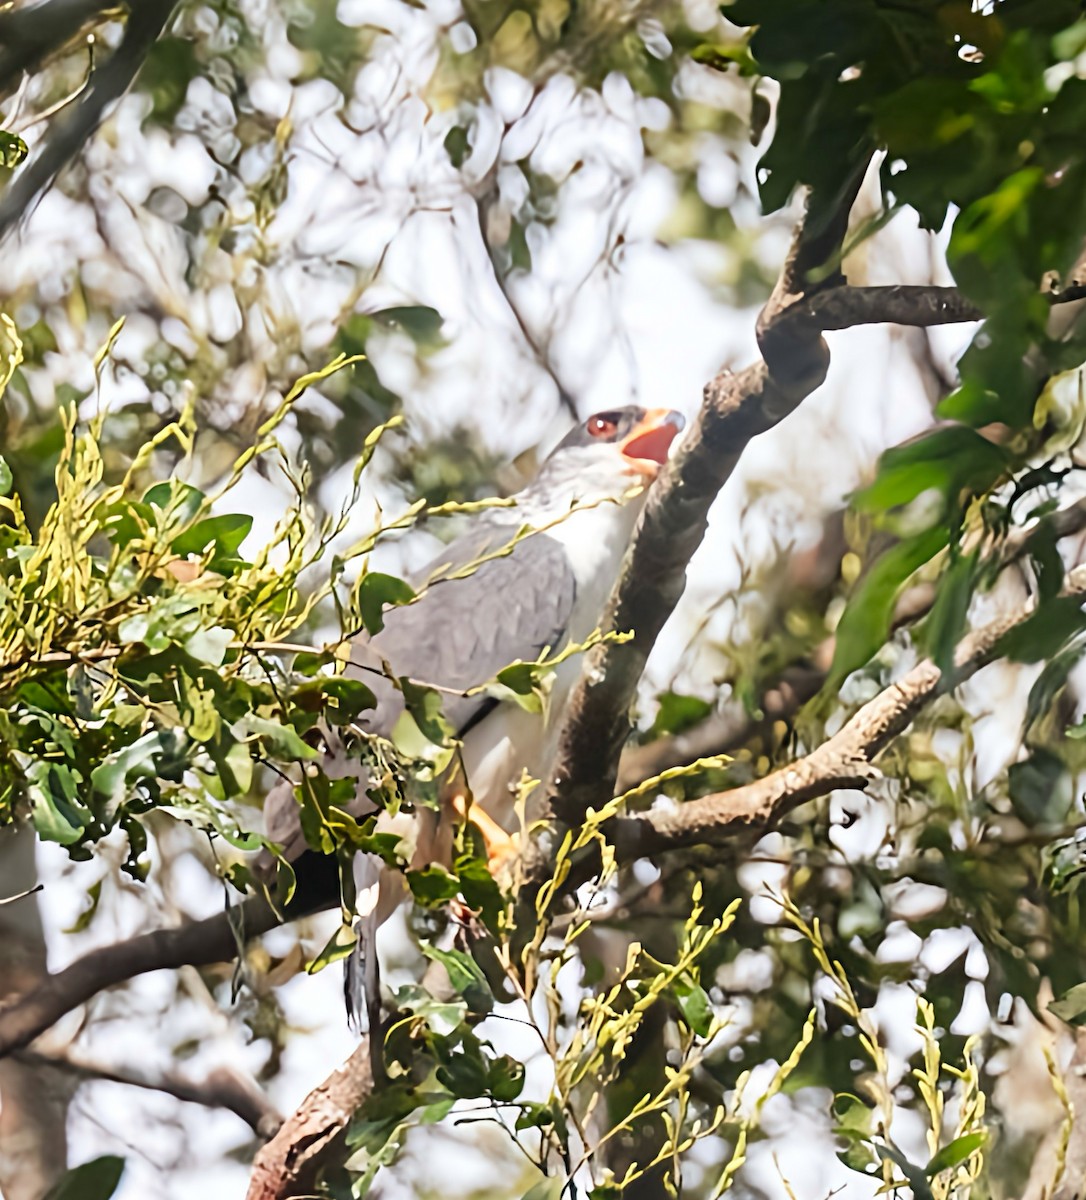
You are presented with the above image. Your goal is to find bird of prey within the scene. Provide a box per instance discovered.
[262,405,684,1027]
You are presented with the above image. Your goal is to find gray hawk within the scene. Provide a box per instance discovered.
[261,405,684,1029]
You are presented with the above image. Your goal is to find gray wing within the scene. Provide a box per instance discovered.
[349,521,578,737]
[259,522,576,884]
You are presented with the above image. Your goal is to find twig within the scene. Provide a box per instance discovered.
[15,1047,282,1139]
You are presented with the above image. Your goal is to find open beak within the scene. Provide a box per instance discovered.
[620,408,685,472]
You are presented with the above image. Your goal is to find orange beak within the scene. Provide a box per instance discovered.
[619,408,685,471]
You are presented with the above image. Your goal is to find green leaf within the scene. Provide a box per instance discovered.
[294,676,376,726]
[171,513,253,563]
[487,1054,526,1101]
[877,1143,934,1200]
[515,1101,556,1132]
[92,730,187,813]
[1050,982,1086,1025]
[184,625,234,666]
[855,426,1007,515]
[832,1092,874,1136]
[28,762,91,846]
[919,552,977,675]
[999,596,1086,662]
[1026,635,1086,729]
[358,571,416,635]
[44,1156,125,1200]
[63,879,103,934]
[307,923,357,974]
[830,526,947,683]
[650,692,713,738]
[391,984,468,1035]
[436,1049,489,1099]
[495,660,539,696]
[925,1131,987,1176]
[407,863,461,906]
[234,713,319,760]
[399,678,453,745]
[143,480,204,525]
[673,976,713,1037]
[454,847,505,936]
[0,455,11,496]
[0,130,28,169]
[421,943,492,1012]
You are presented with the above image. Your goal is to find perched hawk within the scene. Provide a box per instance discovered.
[261,406,684,1026]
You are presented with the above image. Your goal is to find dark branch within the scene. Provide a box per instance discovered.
[0,895,281,1057]
[16,1047,282,1139]
[0,0,179,247]
[805,284,983,330]
[536,165,874,848]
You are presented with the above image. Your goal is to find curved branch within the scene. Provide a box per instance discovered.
[537,166,877,837]
[0,895,281,1057]
[0,0,179,246]
[617,494,1086,791]
[15,1047,282,1139]
[611,565,1086,862]
[537,194,1086,852]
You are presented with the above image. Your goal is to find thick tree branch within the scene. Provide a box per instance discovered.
[537,163,1086,858]
[246,1039,374,1200]
[0,0,179,246]
[0,895,282,1057]
[15,1047,282,1139]
[608,565,1086,862]
[539,161,906,839]
[805,284,983,330]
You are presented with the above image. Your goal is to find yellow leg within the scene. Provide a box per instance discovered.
[450,794,518,873]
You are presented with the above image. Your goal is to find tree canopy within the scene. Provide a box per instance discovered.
[5,1,1086,1198]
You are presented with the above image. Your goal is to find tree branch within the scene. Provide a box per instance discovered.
[535,162,1086,863]
[15,1047,282,1139]
[608,565,1086,862]
[246,1039,374,1200]
[0,0,114,95]
[0,895,281,1058]
[617,494,1086,791]
[804,284,983,330]
[0,0,179,246]
[536,165,879,841]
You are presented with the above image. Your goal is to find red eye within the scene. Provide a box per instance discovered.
[587,416,617,438]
